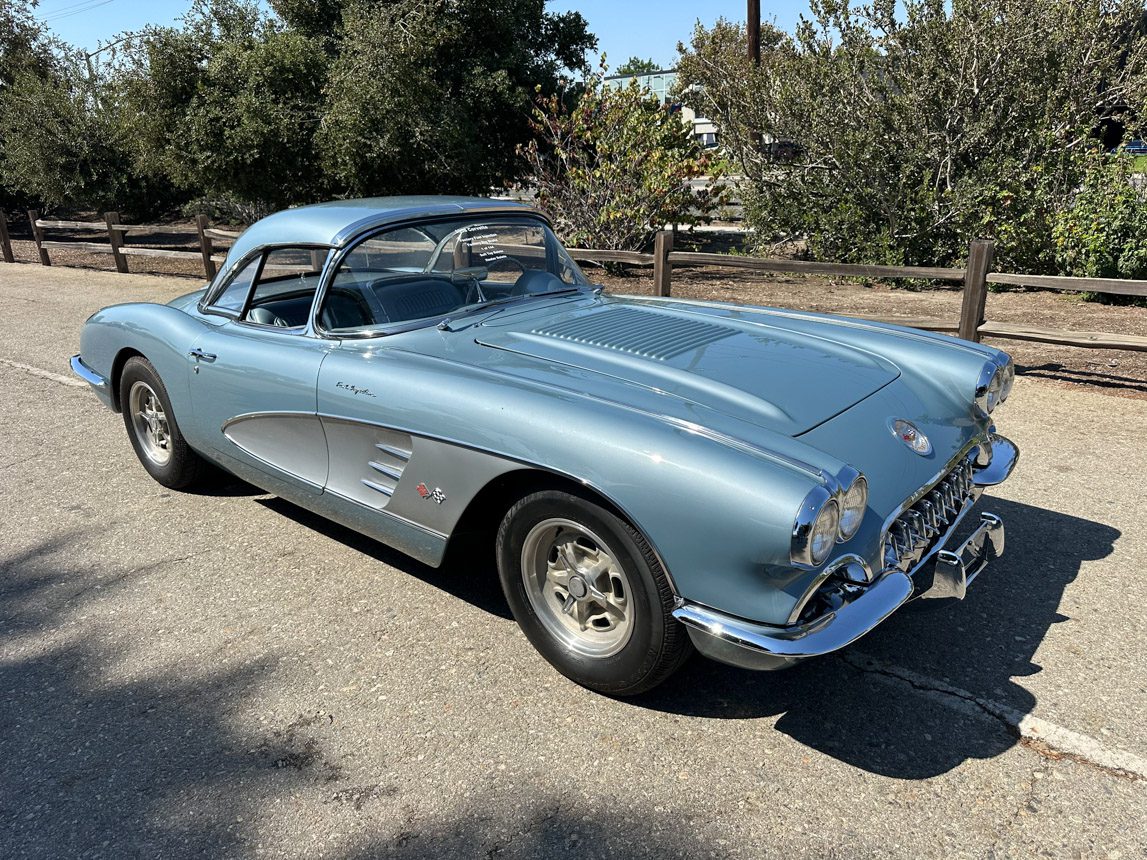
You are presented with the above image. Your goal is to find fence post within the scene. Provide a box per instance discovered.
[653,229,674,297]
[104,211,129,273]
[0,213,13,263]
[195,214,217,279]
[28,210,50,266]
[958,239,994,342]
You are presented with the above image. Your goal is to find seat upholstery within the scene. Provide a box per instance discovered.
[373,278,464,322]
[246,306,289,327]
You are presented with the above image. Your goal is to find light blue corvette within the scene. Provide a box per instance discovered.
[72,196,1018,695]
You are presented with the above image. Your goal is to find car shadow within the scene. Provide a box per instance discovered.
[258,492,1117,779]
[631,497,1118,778]
[202,490,1121,780]
[256,496,514,620]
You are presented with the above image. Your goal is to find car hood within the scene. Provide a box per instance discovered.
[472,298,900,436]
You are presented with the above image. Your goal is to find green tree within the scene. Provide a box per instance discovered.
[1,0,59,87]
[676,0,1147,271]
[520,65,726,251]
[318,0,595,197]
[1054,153,1147,282]
[615,56,660,76]
[113,0,326,215]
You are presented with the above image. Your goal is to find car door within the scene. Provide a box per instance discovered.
[190,246,336,494]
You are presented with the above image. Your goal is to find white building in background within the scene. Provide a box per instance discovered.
[603,70,719,150]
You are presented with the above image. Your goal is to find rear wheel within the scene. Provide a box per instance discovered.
[119,356,209,489]
[496,490,691,696]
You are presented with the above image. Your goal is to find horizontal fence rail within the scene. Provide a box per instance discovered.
[20,210,231,278]
[2,212,1144,352]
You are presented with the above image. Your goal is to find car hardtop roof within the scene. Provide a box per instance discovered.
[224,196,539,270]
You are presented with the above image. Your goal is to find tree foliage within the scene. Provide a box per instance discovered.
[0,0,594,214]
[520,66,726,251]
[615,56,660,76]
[676,0,1147,271]
[1054,153,1147,281]
[318,0,594,197]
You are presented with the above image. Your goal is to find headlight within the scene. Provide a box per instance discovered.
[837,474,868,541]
[999,359,1015,403]
[791,487,840,568]
[974,356,1013,417]
[809,500,840,565]
[987,369,1003,412]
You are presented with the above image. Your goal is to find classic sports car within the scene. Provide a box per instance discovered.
[72,196,1018,695]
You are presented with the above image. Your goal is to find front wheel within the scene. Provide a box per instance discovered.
[119,356,209,490]
[496,490,691,696]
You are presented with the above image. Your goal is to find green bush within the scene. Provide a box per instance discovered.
[520,65,727,252]
[1054,154,1147,283]
[676,1,1147,271]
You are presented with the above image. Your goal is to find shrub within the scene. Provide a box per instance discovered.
[520,65,727,251]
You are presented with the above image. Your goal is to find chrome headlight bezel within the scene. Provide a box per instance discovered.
[836,473,868,542]
[974,356,1013,418]
[791,486,841,568]
[791,466,867,567]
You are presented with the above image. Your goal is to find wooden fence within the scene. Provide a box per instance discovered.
[570,231,1147,352]
[18,210,242,280]
[2,212,1144,352]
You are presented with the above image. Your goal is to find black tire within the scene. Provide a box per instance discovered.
[496,490,692,696]
[119,356,209,490]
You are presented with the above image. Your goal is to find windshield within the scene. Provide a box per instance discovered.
[317,215,588,335]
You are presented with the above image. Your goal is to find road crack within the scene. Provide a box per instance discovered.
[841,651,1146,782]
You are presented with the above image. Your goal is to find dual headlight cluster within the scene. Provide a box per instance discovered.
[791,468,869,568]
[976,357,1015,417]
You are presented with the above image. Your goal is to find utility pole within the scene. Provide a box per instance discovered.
[748,0,761,65]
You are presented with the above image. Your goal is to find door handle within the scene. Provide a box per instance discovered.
[188,348,217,363]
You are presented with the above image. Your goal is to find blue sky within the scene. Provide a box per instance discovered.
[37,0,810,66]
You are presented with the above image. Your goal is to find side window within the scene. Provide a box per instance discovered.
[207,247,328,328]
[210,255,260,313]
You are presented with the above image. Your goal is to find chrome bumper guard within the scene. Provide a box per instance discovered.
[673,434,1015,672]
[923,512,1004,600]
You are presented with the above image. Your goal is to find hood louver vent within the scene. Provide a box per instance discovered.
[531,308,734,361]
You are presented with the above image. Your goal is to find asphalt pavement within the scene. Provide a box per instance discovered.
[1,263,1145,858]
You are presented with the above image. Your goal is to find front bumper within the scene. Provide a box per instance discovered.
[672,434,1017,671]
[70,354,114,409]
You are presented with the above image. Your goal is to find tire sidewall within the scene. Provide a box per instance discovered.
[497,490,673,695]
[119,357,197,489]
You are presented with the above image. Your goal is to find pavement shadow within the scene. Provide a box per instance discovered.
[0,533,271,855]
[1,531,721,858]
[1019,360,1147,395]
[632,497,1119,779]
[256,496,514,619]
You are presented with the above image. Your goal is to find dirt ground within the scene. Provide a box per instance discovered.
[5,235,1146,400]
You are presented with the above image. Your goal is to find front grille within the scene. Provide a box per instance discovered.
[883,455,977,574]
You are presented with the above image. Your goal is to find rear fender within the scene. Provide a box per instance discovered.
[80,303,212,444]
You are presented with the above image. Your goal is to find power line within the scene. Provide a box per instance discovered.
[40,0,119,23]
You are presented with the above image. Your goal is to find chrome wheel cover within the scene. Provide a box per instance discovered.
[128,381,172,467]
[520,518,634,658]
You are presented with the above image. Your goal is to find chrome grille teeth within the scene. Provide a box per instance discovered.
[881,454,978,575]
